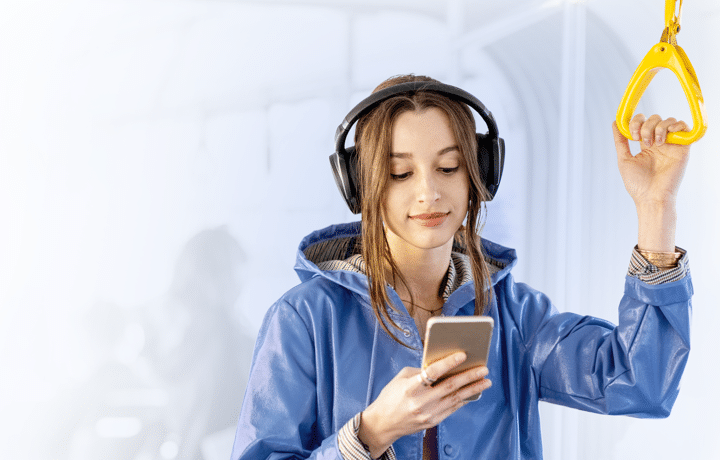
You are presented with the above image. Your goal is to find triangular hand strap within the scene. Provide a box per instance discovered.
[616,42,706,145]
[616,0,707,145]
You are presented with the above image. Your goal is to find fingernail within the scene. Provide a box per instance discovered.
[632,131,640,140]
[656,135,663,145]
[644,138,652,146]
[476,369,485,378]
[456,353,466,363]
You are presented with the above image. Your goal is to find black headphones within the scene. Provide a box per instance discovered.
[329,81,505,214]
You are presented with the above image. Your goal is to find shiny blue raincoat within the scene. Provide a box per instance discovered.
[232,221,692,459]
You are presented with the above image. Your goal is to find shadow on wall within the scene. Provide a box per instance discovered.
[41,227,255,460]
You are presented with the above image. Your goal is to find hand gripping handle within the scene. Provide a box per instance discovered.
[616,42,707,145]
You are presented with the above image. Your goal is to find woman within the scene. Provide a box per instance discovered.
[231,75,692,459]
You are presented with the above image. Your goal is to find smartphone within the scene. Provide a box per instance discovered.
[421,316,494,400]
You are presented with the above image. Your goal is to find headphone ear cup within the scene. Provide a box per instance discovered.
[329,146,361,214]
[475,133,504,200]
[493,137,505,197]
[476,133,491,193]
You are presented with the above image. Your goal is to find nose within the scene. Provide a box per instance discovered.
[417,172,440,203]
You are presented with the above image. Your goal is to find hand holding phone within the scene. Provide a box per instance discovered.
[357,321,493,454]
[421,316,494,400]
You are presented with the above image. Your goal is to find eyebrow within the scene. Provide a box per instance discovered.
[390,145,460,159]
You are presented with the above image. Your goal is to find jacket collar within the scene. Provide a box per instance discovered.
[294,221,517,302]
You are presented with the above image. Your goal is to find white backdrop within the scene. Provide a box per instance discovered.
[1,0,718,459]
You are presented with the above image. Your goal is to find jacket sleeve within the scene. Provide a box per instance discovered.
[230,299,345,460]
[524,256,692,418]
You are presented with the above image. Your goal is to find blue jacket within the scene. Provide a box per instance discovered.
[231,221,692,459]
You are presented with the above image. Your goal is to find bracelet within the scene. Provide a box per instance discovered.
[635,245,683,269]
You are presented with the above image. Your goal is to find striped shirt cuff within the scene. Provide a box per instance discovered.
[627,246,690,285]
[338,413,397,460]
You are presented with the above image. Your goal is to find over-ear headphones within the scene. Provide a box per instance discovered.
[329,81,505,214]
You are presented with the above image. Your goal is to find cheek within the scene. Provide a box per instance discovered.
[382,185,405,215]
[380,195,395,226]
[455,176,471,206]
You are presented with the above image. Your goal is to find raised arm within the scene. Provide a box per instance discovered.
[612,114,691,254]
[528,117,694,416]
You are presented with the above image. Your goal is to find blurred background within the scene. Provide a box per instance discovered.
[0,0,718,459]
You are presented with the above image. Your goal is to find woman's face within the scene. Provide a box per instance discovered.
[383,107,470,256]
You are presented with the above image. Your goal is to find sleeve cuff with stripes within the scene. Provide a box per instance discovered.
[337,412,397,460]
[627,246,690,285]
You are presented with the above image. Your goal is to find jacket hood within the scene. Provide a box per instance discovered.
[294,221,518,301]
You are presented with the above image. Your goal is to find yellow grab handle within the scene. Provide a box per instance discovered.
[616,42,707,145]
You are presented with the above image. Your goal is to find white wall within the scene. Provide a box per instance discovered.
[1,0,718,459]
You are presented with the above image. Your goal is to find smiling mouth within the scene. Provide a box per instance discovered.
[410,212,450,227]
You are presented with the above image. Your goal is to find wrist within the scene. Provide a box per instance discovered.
[635,200,677,252]
[357,409,392,459]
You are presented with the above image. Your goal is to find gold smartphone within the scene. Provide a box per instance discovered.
[421,316,494,401]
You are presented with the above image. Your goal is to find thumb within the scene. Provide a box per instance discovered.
[612,120,633,162]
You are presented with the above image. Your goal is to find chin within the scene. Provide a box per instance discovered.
[403,230,457,251]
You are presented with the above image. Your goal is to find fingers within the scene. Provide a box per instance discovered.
[667,119,691,134]
[416,368,436,386]
[653,117,677,145]
[411,366,492,428]
[431,367,492,417]
[437,375,492,415]
[421,353,489,398]
[632,113,661,146]
[629,114,690,147]
[629,113,646,142]
[612,121,632,162]
[434,366,490,398]
[421,351,467,384]
[419,365,491,402]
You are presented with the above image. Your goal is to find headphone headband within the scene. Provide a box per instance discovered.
[334,81,499,156]
[330,80,505,214]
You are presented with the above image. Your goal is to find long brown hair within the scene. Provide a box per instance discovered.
[356,74,493,345]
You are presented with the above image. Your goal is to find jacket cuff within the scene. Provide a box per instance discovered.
[627,246,690,285]
[338,413,397,460]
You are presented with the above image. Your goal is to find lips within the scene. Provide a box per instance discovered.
[410,212,450,227]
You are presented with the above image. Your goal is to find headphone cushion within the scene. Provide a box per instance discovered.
[329,147,361,214]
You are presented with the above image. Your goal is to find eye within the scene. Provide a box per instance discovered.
[439,166,460,175]
[390,171,412,181]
